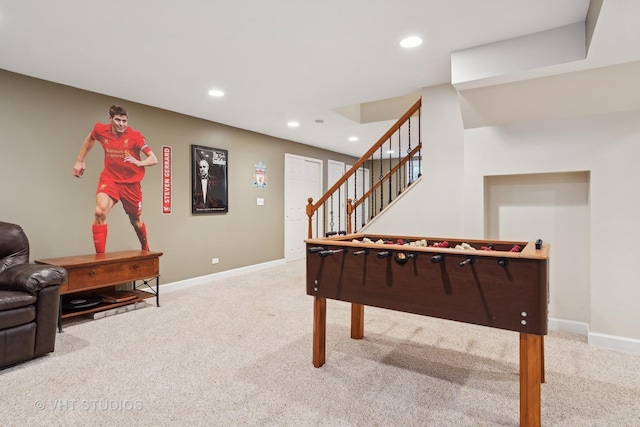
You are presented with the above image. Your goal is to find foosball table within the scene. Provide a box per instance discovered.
[305,233,549,427]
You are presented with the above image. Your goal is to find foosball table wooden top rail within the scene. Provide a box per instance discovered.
[305,233,549,260]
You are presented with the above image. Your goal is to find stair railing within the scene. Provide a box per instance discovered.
[306,97,422,238]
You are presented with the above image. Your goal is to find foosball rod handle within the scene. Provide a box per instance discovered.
[319,248,347,257]
[308,247,325,253]
[324,231,347,238]
[459,257,475,267]
[430,254,445,264]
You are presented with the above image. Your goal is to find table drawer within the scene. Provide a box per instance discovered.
[66,258,158,291]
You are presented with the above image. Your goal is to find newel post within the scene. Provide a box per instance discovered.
[346,198,354,234]
[306,198,314,239]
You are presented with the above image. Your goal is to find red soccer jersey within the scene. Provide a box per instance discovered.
[91,123,152,184]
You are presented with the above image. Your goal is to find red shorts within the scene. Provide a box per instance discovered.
[96,177,143,217]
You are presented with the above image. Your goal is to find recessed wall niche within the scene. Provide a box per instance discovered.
[484,171,590,323]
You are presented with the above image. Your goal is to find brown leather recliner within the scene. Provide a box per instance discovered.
[0,221,67,368]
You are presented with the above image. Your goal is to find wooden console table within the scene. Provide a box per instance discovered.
[36,250,163,331]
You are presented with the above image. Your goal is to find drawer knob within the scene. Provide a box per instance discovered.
[133,264,139,270]
[88,270,95,277]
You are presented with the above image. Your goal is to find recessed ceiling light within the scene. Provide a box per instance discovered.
[287,121,300,128]
[208,89,224,97]
[400,36,422,48]
[386,150,394,154]
[348,136,359,142]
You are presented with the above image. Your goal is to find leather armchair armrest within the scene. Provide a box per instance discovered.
[0,264,67,295]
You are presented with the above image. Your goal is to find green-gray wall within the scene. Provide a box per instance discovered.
[0,70,356,284]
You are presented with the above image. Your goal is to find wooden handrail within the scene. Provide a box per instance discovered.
[307,97,421,238]
[310,98,421,212]
[353,143,422,209]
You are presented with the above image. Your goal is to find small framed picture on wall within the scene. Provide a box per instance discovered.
[191,145,228,214]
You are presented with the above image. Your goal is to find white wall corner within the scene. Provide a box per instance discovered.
[451,22,586,90]
[548,317,590,336]
[588,332,640,355]
[549,317,640,355]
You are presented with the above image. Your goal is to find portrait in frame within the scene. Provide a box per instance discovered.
[191,145,228,214]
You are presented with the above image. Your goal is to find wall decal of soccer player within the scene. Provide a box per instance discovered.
[73,105,158,253]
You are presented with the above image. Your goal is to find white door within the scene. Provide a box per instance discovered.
[327,160,346,234]
[284,154,323,262]
[346,164,370,232]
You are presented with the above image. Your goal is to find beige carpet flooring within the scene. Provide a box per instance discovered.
[1,259,639,426]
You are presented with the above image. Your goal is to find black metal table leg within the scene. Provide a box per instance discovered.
[133,276,160,307]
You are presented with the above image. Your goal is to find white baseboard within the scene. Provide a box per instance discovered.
[549,317,640,354]
[158,258,287,293]
[588,332,640,354]
[548,317,590,336]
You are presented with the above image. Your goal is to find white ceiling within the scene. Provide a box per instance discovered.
[3,0,632,157]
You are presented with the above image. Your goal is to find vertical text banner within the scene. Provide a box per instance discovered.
[162,145,172,214]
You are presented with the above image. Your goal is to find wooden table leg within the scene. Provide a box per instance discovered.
[541,335,545,383]
[351,303,364,339]
[520,333,543,427]
[313,296,326,368]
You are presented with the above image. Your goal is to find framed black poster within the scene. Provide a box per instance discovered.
[191,145,228,214]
